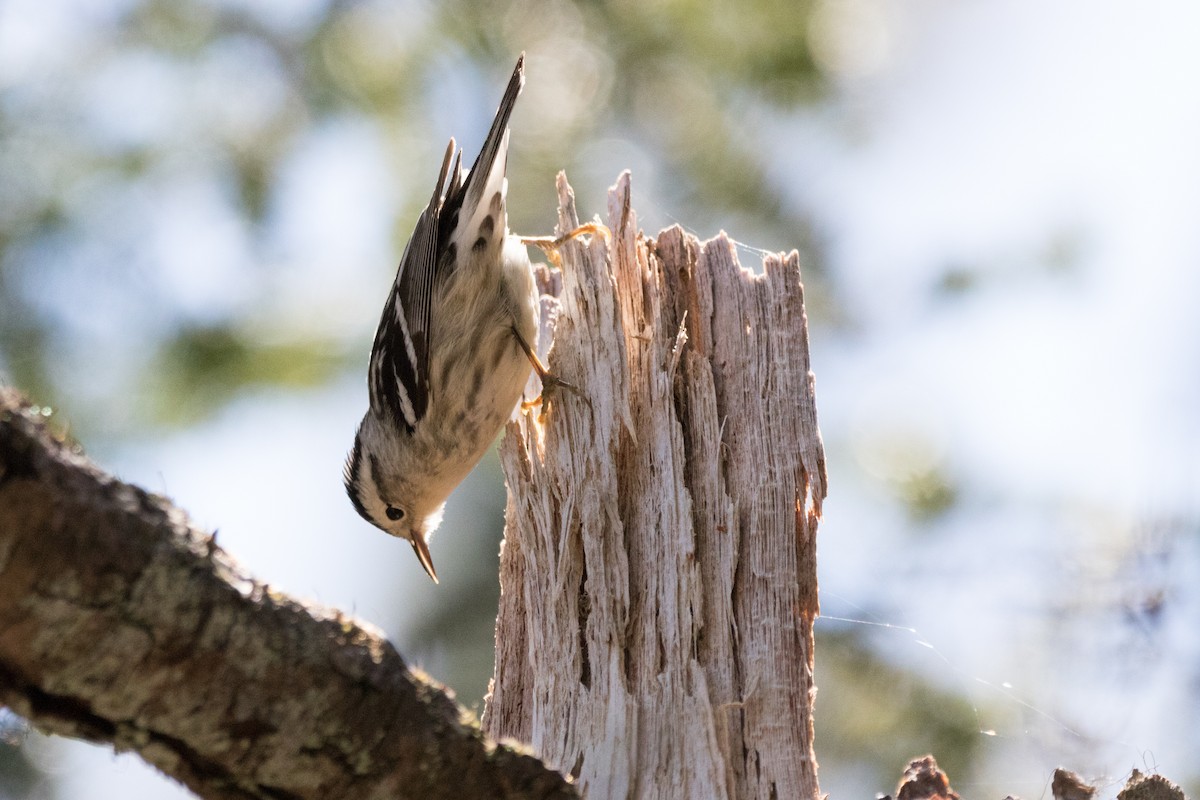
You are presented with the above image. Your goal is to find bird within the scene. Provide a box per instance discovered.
[343,54,594,583]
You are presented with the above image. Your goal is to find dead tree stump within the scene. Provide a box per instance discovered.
[484,172,827,800]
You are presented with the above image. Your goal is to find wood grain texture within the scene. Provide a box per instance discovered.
[485,172,827,800]
[0,388,577,800]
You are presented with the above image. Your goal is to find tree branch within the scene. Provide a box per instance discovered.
[0,388,577,800]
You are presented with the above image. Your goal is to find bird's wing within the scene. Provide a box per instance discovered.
[367,140,457,430]
[368,54,526,431]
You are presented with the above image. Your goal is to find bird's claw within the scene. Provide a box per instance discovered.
[521,223,611,269]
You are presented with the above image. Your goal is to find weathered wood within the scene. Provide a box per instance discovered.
[886,756,1188,800]
[894,756,959,800]
[0,388,577,800]
[484,172,827,800]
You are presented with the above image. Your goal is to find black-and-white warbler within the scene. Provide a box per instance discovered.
[344,54,594,583]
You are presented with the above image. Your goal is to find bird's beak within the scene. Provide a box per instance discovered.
[410,534,438,584]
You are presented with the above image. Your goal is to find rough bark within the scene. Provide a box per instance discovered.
[0,388,577,800]
[484,172,827,800]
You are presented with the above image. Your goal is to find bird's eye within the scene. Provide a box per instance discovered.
[385,505,405,521]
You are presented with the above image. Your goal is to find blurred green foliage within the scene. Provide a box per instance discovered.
[816,629,985,792]
[0,0,963,795]
[144,324,346,424]
[0,0,830,441]
[900,466,959,522]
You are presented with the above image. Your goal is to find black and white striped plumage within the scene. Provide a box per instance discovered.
[344,55,538,583]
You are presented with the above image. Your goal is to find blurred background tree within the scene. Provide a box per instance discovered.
[3,0,1199,798]
[0,0,830,435]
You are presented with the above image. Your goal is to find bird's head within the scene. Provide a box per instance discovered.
[344,416,445,583]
